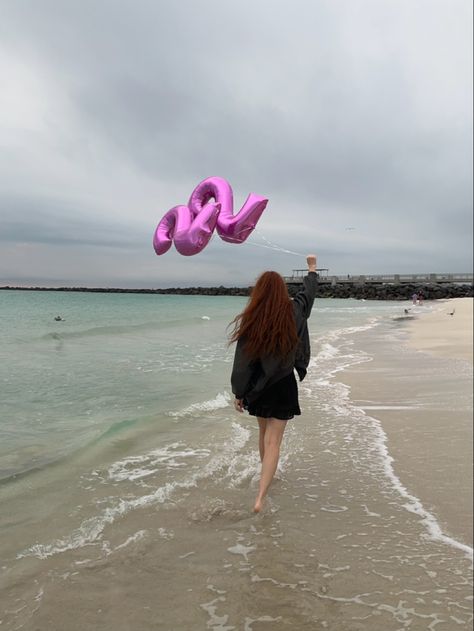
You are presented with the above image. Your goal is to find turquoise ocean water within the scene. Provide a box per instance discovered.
[0,290,400,481]
[1,290,472,630]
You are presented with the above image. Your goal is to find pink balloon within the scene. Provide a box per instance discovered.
[153,202,221,256]
[153,176,268,256]
[188,176,268,244]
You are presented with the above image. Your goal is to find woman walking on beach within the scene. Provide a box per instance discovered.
[230,255,318,512]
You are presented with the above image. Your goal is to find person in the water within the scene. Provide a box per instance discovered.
[229,254,318,512]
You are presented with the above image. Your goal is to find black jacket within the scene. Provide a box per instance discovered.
[231,272,318,402]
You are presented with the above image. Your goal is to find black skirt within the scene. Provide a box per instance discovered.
[244,371,301,421]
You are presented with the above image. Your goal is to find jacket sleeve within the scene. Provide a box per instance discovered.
[231,338,257,399]
[293,272,318,320]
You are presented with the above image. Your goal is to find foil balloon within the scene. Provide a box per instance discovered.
[188,176,268,244]
[153,202,221,256]
[153,177,268,256]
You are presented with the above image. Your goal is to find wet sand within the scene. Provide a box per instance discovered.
[338,298,473,547]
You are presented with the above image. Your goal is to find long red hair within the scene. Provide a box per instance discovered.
[229,271,298,359]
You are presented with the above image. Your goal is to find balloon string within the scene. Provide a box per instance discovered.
[251,231,305,256]
[244,239,305,256]
[231,227,305,257]
[240,240,294,253]
[207,225,306,257]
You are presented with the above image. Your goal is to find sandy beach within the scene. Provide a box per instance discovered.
[407,297,473,363]
[1,295,472,630]
[338,298,473,548]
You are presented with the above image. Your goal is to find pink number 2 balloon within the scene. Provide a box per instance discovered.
[153,176,268,256]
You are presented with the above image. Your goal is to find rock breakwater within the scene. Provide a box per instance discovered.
[1,283,472,300]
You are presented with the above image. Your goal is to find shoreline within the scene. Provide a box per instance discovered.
[335,299,473,548]
[1,294,472,628]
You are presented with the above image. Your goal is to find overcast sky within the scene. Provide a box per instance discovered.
[0,0,472,287]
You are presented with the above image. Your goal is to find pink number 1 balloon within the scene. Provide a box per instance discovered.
[153,176,268,256]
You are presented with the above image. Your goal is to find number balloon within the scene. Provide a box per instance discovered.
[153,176,268,256]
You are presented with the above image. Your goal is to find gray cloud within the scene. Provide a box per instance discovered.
[0,194,145,248]
[0,0,472,286]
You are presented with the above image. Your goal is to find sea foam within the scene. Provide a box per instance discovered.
[311,321,474,561]
[169,391,232,417]
[17,422,250,560]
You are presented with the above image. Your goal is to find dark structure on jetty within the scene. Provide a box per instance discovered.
[283,271,474,300]
[1,272,473,300]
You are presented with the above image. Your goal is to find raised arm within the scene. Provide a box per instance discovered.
[293,254,318,320]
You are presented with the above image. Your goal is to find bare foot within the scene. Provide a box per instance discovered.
[253,497,263,513]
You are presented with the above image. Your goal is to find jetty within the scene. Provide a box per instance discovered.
[284,271,473,286]
[1,272,472,300]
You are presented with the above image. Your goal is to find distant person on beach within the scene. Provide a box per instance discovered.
[418,290,424,305]
[412,292,418,305]
[229,254,318,513]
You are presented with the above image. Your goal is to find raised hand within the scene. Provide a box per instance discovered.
[306,254,317,272]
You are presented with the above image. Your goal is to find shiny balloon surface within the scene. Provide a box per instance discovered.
[153,177,268,256]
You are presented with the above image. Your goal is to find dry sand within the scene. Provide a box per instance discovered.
[407,297,473,363]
